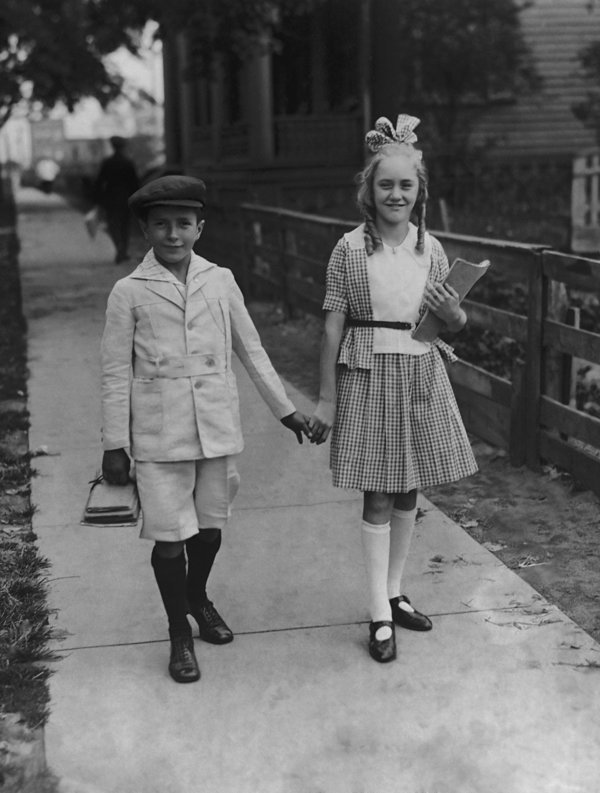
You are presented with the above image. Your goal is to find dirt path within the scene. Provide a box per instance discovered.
[248,301,600,643]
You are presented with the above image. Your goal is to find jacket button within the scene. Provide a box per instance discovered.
[205,357,215,366]
[187,321,193,330]
[194,381,202,389]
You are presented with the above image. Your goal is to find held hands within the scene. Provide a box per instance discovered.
[280,411,312,444]
[423,282,466,332]
[307,399,335,445]
[102,448,131,485]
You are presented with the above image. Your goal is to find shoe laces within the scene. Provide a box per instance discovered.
[170,635,194,664]
[199,601,222,627]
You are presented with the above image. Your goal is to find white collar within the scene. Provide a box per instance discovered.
[344,222,425,253]
[129,249,215,282]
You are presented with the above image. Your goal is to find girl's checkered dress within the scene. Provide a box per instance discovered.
[332,352,476,491]
[324,224,477,493]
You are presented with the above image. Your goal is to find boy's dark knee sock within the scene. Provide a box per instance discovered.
[151,548,191,638]
[185,529,222,604]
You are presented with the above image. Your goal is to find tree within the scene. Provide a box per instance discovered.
[0,0,324,130]
[0,0,145,128]
[106,0,323,75]
[391,0,540,155]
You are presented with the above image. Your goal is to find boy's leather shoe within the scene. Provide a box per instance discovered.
[368,621,397,663]
[390,595,432,631]
[168,635,200,683]
[188,599,234,644]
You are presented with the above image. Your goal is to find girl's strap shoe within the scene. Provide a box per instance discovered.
[368,621,397,663]
[390,595,432,631]
[168,634,201,683]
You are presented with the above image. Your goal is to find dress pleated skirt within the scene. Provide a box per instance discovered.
[331,349,478,492]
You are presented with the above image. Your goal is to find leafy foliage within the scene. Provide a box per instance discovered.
[0,0,137,127]
[391,0,540,157]
[449,273,527,378]
[0,0,325,128]
[125,0,325,75]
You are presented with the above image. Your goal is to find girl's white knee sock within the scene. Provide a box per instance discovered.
[361,519,392,639]
[387,507,417,603]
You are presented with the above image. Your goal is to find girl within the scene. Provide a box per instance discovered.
[309,115,477,663]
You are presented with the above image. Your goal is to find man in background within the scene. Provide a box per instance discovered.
[94,136,140,264]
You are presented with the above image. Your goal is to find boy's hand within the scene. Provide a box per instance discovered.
[308,400,335,444]
[424,282,465,330]
[102,448,131,485]
[280,411,311,444]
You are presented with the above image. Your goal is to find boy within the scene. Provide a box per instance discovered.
[101,175,309,683]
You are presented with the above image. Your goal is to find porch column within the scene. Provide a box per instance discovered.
[177,32,194,171]
[360,0,372,139]
[162,29,182,168]
[247,39,274,165]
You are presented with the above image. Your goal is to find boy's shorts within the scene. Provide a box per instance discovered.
[135,456,240,542]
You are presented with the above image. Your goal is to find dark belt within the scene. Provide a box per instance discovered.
[347,319,414,330]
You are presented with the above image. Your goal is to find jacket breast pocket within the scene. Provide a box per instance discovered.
[187,296,227,340]
[131,378,163,434]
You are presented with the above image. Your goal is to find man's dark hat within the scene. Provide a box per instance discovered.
[128,175,207,216]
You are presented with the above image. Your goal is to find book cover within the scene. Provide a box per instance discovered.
[412,257,491,343]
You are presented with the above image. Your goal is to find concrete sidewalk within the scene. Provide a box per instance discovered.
[18,188,600,793]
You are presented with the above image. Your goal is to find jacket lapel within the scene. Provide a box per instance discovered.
[186,253,217,297]
[129,252,186,311]
[145,280,186,310]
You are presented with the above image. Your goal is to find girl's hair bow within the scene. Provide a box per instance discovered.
[365,114,420,153]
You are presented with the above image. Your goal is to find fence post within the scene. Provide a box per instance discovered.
[561,306,581,406]
[544,279,569,402]
[523,251,545,470]
[509,359,527,466]
[279,215,293,318]
[237,208,251,300]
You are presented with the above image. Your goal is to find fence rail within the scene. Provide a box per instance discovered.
[225,203,600,496]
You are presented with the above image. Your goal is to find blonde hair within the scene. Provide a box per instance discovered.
[356,142,428,255]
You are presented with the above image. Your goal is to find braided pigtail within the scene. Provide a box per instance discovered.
[415,200,427,254]
[414,157,429,254]
[363,206,382,256]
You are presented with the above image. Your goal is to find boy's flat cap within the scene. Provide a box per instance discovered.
[128,175,207,216]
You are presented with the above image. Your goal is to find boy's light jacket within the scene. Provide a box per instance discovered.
[101,250,295,461]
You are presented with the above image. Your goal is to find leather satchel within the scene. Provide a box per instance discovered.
[82,475,140,526]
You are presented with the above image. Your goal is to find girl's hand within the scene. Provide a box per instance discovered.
[308,400,336,444]
[102,448,131,485]
[423,283,466,331]
[281,411,311,444]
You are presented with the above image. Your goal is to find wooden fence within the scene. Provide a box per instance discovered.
[230,203,600,496]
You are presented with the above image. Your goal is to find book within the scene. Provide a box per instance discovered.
[81,476,140,527]
[411,257,491,343]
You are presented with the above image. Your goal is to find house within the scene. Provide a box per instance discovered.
[161,0,600,215]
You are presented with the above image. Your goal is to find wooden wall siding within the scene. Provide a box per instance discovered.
[472,0,600,157]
